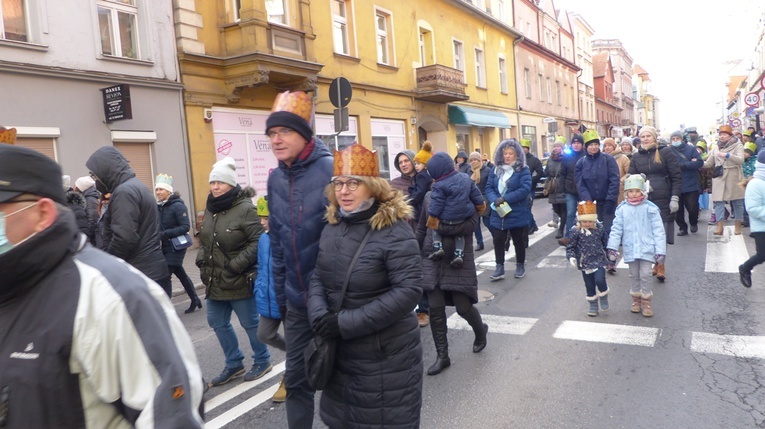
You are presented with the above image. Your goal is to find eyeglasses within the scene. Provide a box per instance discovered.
[267,128,295,139]
[332,179,361,191]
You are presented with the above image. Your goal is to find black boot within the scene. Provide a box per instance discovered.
[427,307,450,376]
[185,296,203,314]
[464,306,488,353]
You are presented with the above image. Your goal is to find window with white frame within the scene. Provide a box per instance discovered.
[475,48,485,88]
[556,80,561,106]
[97,0,140,59]
[538,74,544,101]
[332,0,350,55]
[1,0,26,41]
[453,39,465,82]
[266,0,287,25]
[232,0,241,21]
[497,0,505,22]
[375,9,393,65]
[524,68,531,98]
[498,57,507,94]
[546,77,552,104]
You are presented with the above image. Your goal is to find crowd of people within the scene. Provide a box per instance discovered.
[3,98,765,427]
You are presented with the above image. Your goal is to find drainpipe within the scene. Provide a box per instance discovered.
[513,35,526,141]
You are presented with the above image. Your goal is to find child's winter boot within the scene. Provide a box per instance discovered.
[586,296,599,317]
[630,293,642,313]
[429,241,445,260]
[450,249,464,268]
[598,289,609,311]
[641,293,653,317]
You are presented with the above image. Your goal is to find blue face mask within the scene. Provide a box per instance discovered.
[671,141,682,147]
[0,202,40,255]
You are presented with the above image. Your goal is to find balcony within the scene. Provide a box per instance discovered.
[415,64,469,103]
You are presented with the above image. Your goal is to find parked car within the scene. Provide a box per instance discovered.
[534,157,549,198]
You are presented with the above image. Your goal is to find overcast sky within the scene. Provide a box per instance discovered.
[555,0,764,134]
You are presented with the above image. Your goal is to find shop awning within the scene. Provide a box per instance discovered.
[448,105,512,128]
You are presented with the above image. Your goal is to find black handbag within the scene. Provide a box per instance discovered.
[304,228,373,390]
[170,233,193,251]
[712,164,724,179]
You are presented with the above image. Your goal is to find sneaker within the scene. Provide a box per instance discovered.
[244,362,273,382]
[708,213,717,225]
[489,265,505,281]
[513,263,525,278]
[690,224,698,233]
[547,220,558,228]
[417,312,430,327]
[272,376,287,403]
[475,243,484,251]
[211,366,245,386]
[677,230,688,236]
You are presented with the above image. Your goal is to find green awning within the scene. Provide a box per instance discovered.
[448,105,512,128]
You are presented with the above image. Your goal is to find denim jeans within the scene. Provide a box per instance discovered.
[715,199,744,223]
[582,267,607,297]
[207,297,270,370]
[565,193,579,237]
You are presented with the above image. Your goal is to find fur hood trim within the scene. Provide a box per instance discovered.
[239,186,257,199]
[326,191,412,229]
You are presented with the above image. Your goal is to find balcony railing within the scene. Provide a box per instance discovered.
[415,64,469,103]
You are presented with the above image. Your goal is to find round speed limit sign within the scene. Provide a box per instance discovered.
[745,92,761,107]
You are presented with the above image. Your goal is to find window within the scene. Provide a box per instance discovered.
[497,0,505,22]
[524,68,531,99]
[1,0,26,41]
[266,0,287,24]
[498,57,507,94]
[546,77,552,104]
[97,0,140,59]
[475,48,485,88]
[556,80,561,106]
[538,74,544,101]
[332,0,351,55]
[375,9,393,65]
[232,0,241,21]
[453,39,464,82]
[418,28,434,66]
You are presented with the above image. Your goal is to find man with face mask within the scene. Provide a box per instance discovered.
[0,138,204,427]
[670,130,703,236]
[85,146,171,295]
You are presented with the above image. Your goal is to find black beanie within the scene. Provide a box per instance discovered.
[266,111,313,142]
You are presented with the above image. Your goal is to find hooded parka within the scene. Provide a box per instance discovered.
[485,140,532,231]
[307,192,423,429]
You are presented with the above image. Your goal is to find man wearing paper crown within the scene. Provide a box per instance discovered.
[565,200,611,316]
[306,143,424,428]
[265,90,334,428]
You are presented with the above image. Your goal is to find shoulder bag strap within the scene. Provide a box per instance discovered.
[332,228,374,312]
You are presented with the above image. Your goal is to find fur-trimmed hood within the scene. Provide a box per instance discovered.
[493,139,526,169]
[326,191,412,230]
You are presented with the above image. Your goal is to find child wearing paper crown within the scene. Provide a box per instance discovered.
[606,174,666,317]
[253,195,287,403]
[565,201,610,317]
[425,152,486,268]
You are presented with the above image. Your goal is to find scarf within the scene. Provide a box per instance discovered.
[206,184,241,213]
[550,148,563,161]
[339,197,376,217]
[470,160,482,184]
[755,162,765,182]
[497,164,515,195]
[627,194,646,205]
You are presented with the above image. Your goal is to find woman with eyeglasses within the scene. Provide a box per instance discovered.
[307,143,424,429]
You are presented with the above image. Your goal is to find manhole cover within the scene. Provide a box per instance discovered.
[477,289,495,302]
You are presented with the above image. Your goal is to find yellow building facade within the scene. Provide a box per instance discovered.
[175,0,523,218]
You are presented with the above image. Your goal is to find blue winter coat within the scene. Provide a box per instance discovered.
[427,152,484,222]
[559,149,586,195]
[607,200,667,263]
[485,166,532,230]
[267,138,334,309]
[566,222,609,270]
[157,194,191,267]
[671,143,703,193]
[255,232,280,319]
[408,169,433,223]
[745,175,765,233]
[575,151,620,203]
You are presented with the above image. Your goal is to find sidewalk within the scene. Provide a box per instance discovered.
[170,242,205,299]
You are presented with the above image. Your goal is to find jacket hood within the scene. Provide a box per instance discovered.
[494,139,526,168]
[66,190,86,208]
[326,190,412,230]
[85,146,135,193]
[454,151,469,163]
[393,149,415,174]
[238,186,257,200]
[427,152,457,181]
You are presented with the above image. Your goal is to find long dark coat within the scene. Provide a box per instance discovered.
[307,193,423,429]
[545,156,567,205]
[628,144,682,222]
[158,193,191,267]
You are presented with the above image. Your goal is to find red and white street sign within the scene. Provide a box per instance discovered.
[745,92,761,107]
[730,119,742,128]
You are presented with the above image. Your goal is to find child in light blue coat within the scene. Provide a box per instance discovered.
[607,174,666,317]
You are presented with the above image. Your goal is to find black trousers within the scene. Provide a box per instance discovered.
[742,232,765,272]
[491,227,527,265]
[675,191,700,232]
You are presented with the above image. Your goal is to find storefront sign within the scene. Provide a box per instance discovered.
[100,84,132,123]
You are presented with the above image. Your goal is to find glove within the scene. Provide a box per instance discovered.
[426,215,440,230]
[315,312,341,340]
[655,254,666,264]
[279,306,287,322]
[607,249,619,262]
[475,202,487,216]
[569,257,578,269]
[494,197,506,207]
[669,195,679,213]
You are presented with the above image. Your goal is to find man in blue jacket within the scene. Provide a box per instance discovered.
[266,91,334,429]
[575,129,620,237]
[670,130,703,235]
[558,133,586,245]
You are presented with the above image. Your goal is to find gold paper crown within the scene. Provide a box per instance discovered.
[577,200,598,221]
[334,143,379,177]
[0,127,17,145]
[271,91,313,123]
[256,196,269,217]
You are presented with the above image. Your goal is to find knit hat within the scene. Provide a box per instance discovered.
[744,142,758,155]
[469,151,482,162]
[0,144,66,204]
[640,126,658,141]
[621,137,633,147]
[155,173,174,193]
[624,174,646,191]
[256,196,269,217]
[571,134,585,145]
[62,175,71,190]
[209,157,238,186]
[758,150,765,164]
[75,176,95,192]
[670,130,683,140]
[602,138,616,150]
[414,141,433,164]
[333,143,379,177]
[632,137,641,145]
[577,201,598,222]
[393,149,415,174]
[265,91,314,143]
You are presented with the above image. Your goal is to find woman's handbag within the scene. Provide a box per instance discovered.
[712,164,724,179]
[304,228,373,390]
[170,233,193,251]
[543,176,557,197]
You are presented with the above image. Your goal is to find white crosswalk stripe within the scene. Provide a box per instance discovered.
[705,226,750,273]
[475,224,556,270]
[553,320,660,347]
[448,313,537,335]
[690,332,765,359]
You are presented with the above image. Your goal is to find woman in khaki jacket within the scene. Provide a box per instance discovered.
[603,138,630,204]
[703,125,745,235]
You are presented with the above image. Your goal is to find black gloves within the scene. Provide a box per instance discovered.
[315,312,341,340]
[494,197,506,206]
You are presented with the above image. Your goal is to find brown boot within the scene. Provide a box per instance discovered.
[734,220,742,235]
[655,263,665,281]
[641,294,653,317]
[714,221,724,235]
[630,293,642,313]
[651,264,658,276]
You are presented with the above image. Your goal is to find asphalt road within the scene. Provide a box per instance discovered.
[171,199,765,428]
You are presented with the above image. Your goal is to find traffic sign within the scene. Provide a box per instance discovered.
[746,107,756,117]
[761,75,765,90]
[329,77,352,108]
[730,119,742,128]
[745,92,760,107]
